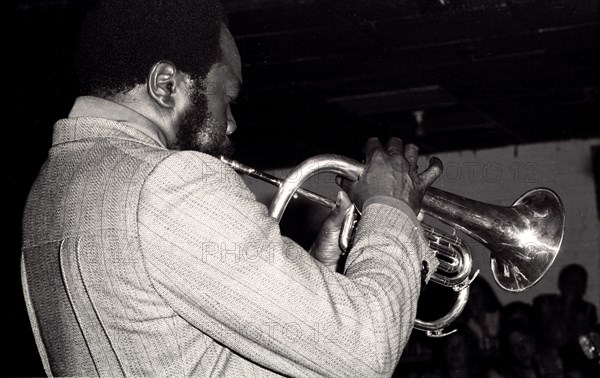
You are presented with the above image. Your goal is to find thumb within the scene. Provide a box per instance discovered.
[327,191,352,223]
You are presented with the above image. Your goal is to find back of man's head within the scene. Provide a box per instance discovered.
[75,0,227,97]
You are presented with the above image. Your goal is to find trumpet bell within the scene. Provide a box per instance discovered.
[490,188,565,292]
[421,186,565,293]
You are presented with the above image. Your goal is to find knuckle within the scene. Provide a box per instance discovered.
[371,149,385,161]
[391,157,407,171]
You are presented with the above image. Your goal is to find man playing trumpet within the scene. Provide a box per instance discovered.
[21,0,443,376]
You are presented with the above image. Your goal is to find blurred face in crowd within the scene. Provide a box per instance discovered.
[444,333,470,369]
[508,330,537,367]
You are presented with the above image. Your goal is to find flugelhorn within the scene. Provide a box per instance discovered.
[221,154,565,337]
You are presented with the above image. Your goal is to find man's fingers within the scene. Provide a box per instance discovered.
[385,137,404,156]
[419,157,443,188]
[364,137,383,162]
[404,143,419,166]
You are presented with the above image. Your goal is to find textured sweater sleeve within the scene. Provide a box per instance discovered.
[138,151,430,378]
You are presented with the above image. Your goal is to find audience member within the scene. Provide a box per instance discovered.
[457,277,502,360]
[500,301,535,331]
[534,264,597,338]
[485,322,542,378]
[533,264,598,376]
[422,325,484,378]
[534,316,568,378]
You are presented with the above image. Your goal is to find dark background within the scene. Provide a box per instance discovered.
[8,0,599,376]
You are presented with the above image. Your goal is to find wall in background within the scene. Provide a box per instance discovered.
[245,138,600,317]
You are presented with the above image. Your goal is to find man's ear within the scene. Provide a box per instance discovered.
[148,61,180,109]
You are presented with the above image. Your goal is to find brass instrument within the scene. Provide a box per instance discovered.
[221,154,565,337]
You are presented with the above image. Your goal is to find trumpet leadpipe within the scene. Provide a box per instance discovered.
[220,156,336,209]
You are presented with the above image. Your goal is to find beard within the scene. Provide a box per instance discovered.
[170,84,234,158]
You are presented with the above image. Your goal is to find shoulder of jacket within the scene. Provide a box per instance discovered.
[144,150,241,190]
